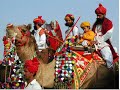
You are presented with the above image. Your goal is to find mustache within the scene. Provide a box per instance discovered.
[96,18,104,24]
[65,22,74,27]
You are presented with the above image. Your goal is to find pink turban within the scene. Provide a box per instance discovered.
[24,57,40,74]
[33,16,45,25]
[95,4,107,15]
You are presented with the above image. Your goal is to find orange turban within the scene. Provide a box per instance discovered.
[24,57,40,74]
[33,16,45,25]
[95,4,107,15]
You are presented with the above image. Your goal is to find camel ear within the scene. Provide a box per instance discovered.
[27,24,32,30]
[7,24,14,28]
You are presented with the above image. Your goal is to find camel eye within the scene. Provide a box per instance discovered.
[22,29,26,33]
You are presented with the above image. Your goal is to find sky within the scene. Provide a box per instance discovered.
[0,0,119,60]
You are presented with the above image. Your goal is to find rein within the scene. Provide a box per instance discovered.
[17,27,30,47]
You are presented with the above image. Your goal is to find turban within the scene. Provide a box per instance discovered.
[80,21,90,28]
[95,4,107,15]
[24,57,40,74]
[64,14,74,21]
[33,16,45,25]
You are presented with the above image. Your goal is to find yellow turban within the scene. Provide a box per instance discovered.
[80,21,90,28]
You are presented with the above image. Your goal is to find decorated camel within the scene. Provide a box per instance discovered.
[4,23,118,89]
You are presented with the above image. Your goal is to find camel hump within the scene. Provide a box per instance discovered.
[39,28,45,35]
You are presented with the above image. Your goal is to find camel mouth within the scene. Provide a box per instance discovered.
[15,39,24,46]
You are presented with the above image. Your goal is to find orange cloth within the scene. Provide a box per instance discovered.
[39,28,45,35]
[24,57,40,74]
[80,22,90,28]
[95,3,106,15]
[79,30,95,45]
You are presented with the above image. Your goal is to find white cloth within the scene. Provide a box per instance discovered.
[100,46,113,68]
[102,27,113,42]
[34,27,48,51]
[94,25,113,68]
[25,79,42,89]
[82,40,88,46]
[65,26,79,38]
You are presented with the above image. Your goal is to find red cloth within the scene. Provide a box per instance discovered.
[65,14,74,20]
[75,51,92,60]
[33,16,45,25]
[48,20,63,50]
[65,14,74,18]
[95,3,106,15]
[93,18,113,34]
[24,57,40,73]
[92,18,119,62]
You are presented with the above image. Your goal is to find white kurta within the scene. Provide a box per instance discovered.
[34,27,48,51]
[25,79,42,89]
[65,26,79,38]
[94,25,113,68]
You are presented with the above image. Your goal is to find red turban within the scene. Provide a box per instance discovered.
[95,4,107,15]
[33,16,45,25]
[24,57,40,74]
[65,14,74,20]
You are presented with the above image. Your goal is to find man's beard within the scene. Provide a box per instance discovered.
[34,26,37,30]
[96,18,104,24]
[65,22,74,27]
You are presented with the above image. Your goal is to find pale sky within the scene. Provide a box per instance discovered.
[0,0,119,60]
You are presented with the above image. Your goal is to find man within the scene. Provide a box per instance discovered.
[64,14,79,38]
[47,20,63,51]
[92,4,119,68]
[33,16,49,63]
[46,20,63,62]
[24,57,42,89]
[33,16,47,51]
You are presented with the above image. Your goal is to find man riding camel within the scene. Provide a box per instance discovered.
[33,16,49,63]
[92,4,119,68]
[45,20,63,61]
[64,14,79,38]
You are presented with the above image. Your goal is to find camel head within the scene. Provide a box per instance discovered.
[6,24,32,46]
[6,24,38,62]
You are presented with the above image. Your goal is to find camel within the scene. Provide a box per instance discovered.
[5,23,119,89]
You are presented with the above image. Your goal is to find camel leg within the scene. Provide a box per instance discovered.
[92,64,115,89]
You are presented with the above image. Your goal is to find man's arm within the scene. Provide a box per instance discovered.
[102,27,113,41]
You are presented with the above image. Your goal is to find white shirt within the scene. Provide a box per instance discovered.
[34,27,48,51]
[94,25,109,49]
[65,26,79,38]
[25,79,42,89]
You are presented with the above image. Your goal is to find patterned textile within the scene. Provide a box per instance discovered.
[54,36,103,89]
